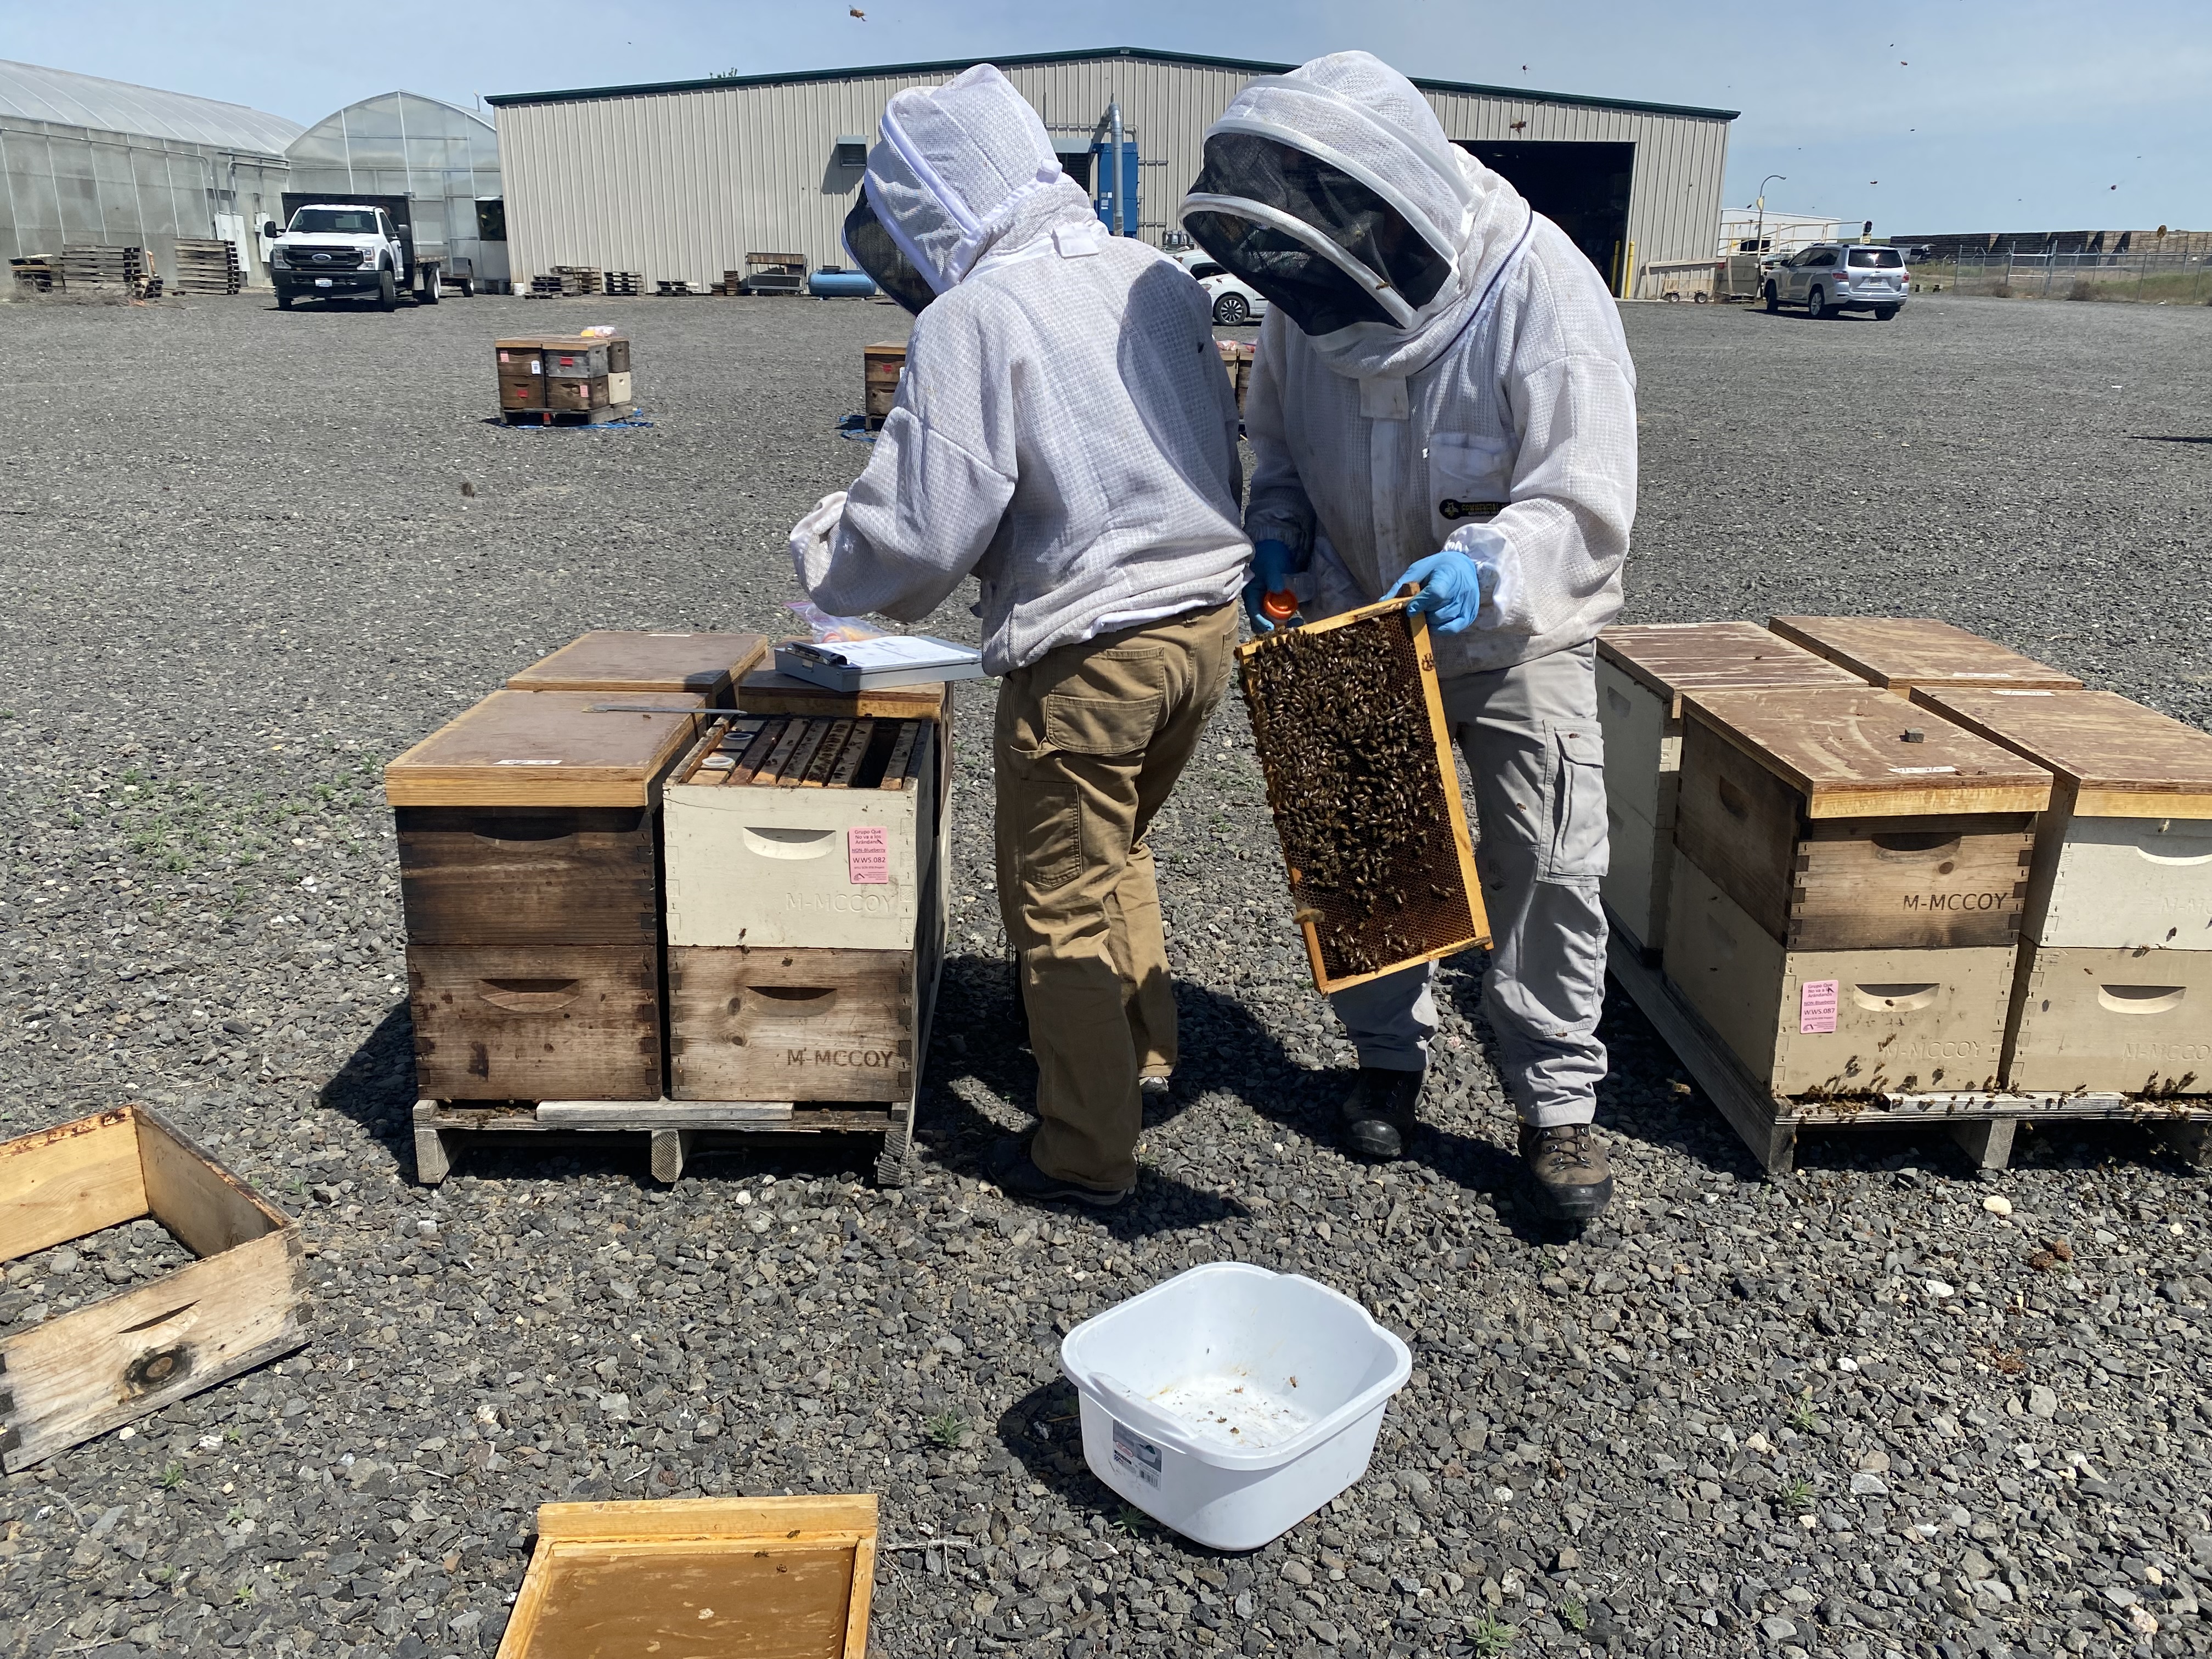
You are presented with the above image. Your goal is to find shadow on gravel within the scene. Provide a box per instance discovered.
[2130,434,2212,444]
[318,1000,419,1167]
[993,1379,1223,1561]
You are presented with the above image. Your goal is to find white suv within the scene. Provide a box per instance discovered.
[1764,242,1908,320]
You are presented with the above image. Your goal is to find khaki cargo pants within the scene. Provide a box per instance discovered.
[994,602,1238,1192]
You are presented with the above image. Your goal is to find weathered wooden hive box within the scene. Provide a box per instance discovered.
[1664,685,2052,1096]
[1766,615,2083,693]
[662,715,939,1102]
[1238,600,1488,994]
[1,1106,306,1470]
[1596,621,1863,957]
[1911,687,2212,1094]
[506,629,766,707]
[384,690,705,1102]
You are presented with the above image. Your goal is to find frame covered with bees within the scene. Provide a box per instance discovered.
[1238,597,1490,993]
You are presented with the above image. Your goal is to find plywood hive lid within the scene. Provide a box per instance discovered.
[736,664,949,721]
[1599,620,1863,714]
[384,690,705,806]
[1767,616,2083,692]
[507,630,768,696]
[1682,685,2053,818]
[1909,687,2212,817]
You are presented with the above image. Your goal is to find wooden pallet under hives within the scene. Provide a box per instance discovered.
[1239,597,1489,993]
[1603,906,2212,1176]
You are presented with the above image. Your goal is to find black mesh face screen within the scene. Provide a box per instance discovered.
[844,194,938,315]
[1183,211,1394,336]
[1183,133,1452,335]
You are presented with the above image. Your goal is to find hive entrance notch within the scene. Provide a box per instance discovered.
[1237,598,1489,992]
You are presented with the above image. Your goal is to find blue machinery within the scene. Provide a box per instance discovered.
[1091,99,1139,238]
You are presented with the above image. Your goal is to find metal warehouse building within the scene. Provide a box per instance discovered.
[488,46,1736,298]
[0,59,299,283]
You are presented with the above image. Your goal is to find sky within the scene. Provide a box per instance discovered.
[8,0,2207,233]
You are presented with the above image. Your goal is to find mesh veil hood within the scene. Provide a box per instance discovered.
[1191,51,1534,379]
[857,64,1097,296]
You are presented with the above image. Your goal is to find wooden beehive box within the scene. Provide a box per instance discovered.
[1673,686,2052,952]
[1238,599,1488,992]
[1907,688,2212,951]
[1663,858,2019,1097]
[1596,622,1863,954]
[663,714,936,953]
[494,338,546,411]
[864,342,906,428]
[497,1495,877,1659]
[2004,946,2212,1096]
[1,1107,306,1471]
[1767,616,2083,693]
[385,691,707,1102]
[507,630,769,707]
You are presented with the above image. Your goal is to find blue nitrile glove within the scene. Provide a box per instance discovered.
[1397,549,1500,634]
[1242,539,1302,634]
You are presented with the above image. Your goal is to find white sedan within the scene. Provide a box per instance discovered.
[1170,248,1270,326]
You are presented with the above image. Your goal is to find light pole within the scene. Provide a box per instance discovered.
[1753,174,1786,259]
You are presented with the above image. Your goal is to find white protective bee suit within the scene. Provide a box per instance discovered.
[795,64,1248,675]
[794,65,1251,1197]
[1184,52,1638,1127]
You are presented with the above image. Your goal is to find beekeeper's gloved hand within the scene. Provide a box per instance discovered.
[1242,538,1304,634]
[1398,524,1509,634]
[786,490,849,589]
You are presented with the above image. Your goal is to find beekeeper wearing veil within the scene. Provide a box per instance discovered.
[1182,50,1637,1218]
[795,65,1251,1209]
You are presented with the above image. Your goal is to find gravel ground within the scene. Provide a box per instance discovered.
[1,288,2209,1659]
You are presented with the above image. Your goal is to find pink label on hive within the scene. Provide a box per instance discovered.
[848,826,889,884]
[1800,979,1839,1035]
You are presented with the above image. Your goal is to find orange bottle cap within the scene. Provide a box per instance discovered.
[1261,590,1298,620]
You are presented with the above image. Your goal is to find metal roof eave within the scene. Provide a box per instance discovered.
[484,45,1739,123]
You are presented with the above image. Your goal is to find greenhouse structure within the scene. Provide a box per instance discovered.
[283,93,508,289]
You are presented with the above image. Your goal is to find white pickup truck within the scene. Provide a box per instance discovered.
[266,193,463,311]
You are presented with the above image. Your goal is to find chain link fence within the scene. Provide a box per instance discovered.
[1922,249,2212,305]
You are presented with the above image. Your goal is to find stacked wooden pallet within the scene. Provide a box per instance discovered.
[719,269,745,296]
[604,269,644,296]
[656,278,698,296]
[10,256,60,295]
[527,273,563,297]
[553,264,602,296]
[391,635,954,1186]
[173,237,242,295]
[1598,616,2210,1173]
[60,244,149,293]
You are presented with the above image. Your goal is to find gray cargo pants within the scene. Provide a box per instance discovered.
[1329,641,1610,1127]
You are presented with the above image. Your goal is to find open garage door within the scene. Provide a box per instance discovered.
[1459,140,1634,287]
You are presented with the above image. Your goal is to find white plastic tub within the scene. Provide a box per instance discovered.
[1059,1262,1413,1550]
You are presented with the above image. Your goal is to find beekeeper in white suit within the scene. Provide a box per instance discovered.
[792,65,1251,1209]
[1182,50,1636,1219]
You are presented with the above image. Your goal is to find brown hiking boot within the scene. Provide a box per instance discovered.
[1341,1068,1424,1160]
[1519,1123,1614,1220]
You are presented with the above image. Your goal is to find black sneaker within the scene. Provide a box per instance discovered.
[985,1136,1132,1209]
[1519,1123,1615,1220]
[1340,1068,1424,1160]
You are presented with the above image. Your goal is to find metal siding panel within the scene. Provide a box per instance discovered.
[497,58,1731,280]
